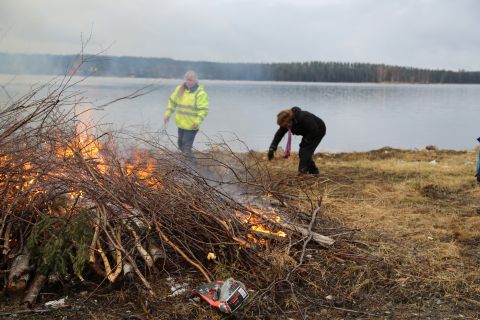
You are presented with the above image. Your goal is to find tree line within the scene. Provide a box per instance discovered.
[1,52,479,84]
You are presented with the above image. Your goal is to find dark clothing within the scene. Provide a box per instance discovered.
[476,151,480,181]
[298,137,321,174]
[178,128,198,157]
[476,137,480,181]
[269,107,326,174]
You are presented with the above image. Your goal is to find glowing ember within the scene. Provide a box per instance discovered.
[236,205,287,241]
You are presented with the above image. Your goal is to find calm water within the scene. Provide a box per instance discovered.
[1,74,479,152]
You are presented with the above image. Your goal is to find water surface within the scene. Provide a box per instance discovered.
[1,74,479,152]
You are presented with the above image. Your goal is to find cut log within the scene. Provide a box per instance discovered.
[273,221,335,247]
[23,273,47,306]
[7,249,31,292]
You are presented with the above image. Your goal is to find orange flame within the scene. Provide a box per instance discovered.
[57,134,109,174]
[236,205,287,242]
[124,150,163,189]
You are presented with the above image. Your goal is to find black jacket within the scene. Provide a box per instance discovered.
[270,107,326,151]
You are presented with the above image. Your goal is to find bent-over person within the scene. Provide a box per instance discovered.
[268,106,326,174]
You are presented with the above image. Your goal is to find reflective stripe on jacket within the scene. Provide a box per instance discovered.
[164,84,209,130]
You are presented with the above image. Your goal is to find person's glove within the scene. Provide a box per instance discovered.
[267,148,275,161]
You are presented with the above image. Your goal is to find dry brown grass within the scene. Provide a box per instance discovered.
[263,147,480,318]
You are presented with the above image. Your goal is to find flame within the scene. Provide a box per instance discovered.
[251,225,287,238]
[236,205,287,242]
[54,132,164,191]
[246,233,267,245]
[58,134,109,174]
[2,123,166,217]
[14,162,37,191]
[124,150,163,189]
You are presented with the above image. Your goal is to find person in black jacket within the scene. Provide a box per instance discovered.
[476,137,480,182]
[268,106,326,174]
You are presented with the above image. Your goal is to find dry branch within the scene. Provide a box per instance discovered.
[155,222,212,282]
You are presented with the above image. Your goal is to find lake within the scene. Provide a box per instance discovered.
[1,74,479,152]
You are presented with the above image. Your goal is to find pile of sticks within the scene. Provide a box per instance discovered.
[0,78,334,307]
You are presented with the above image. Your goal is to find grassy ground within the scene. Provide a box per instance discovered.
[265,147,480,318]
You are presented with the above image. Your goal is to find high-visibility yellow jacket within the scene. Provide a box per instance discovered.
[164,84,209,130]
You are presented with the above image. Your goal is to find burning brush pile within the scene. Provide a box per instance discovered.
[0,80,383,318]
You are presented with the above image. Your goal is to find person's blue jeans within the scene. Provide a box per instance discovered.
[178,128,198,158]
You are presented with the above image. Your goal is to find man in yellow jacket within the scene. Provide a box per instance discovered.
[164,70,209,159]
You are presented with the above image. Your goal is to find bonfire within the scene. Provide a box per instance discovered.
[0,74,385,319]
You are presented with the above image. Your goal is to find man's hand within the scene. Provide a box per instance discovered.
[163,116,170,125]
[267,149,274,161]
[191,123,199,130]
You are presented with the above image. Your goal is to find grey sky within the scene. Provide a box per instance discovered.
[1,0,479,70]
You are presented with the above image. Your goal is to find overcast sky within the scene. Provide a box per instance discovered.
[1,0,479,70]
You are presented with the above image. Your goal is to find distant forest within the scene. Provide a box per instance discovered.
[1,52,480,84]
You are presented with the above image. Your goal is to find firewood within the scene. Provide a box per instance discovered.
[23,273,47,306]
[275,221,335,247]
[7,249,31,292]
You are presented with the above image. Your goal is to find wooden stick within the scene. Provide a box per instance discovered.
[245,206,334,247]
[2,222,12,255]
[155,222,212,282]
[107,227,123,283]
[88,215,101,268]
[276,221,334,247]
[0,308,58,317]
[88,204,122,282]
[96,238,113,281]
[23,273,47,306]
[102,222,154,295]
[124,223,154,268]
[124,251,155,296]
[191,204,250,248]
